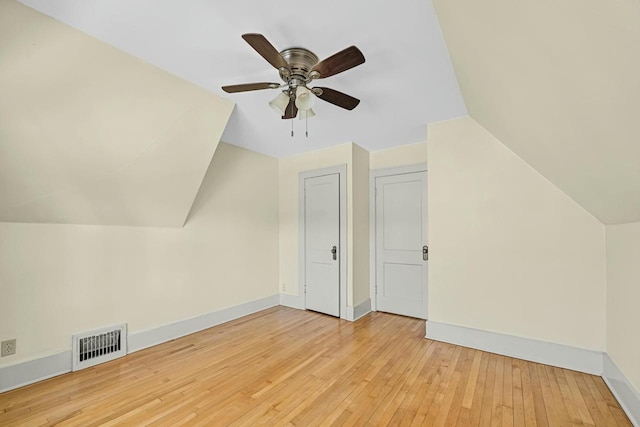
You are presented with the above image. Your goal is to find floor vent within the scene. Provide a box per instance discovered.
[72,324,127,371]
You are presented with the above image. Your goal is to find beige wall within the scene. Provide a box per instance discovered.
[0,143,279,365]
[606,221,640,392]
[433,0,640,225]
[0,0,233,227]
[1,116,620,368]
[351,144,370,306]
[427,117,607,350]
[370,141,427,170]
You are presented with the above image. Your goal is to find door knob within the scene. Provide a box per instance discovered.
[331,246,337,260]
[423,245,429,261]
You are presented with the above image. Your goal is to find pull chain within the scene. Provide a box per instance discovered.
[305,113,308,138]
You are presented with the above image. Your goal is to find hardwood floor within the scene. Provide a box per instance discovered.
[0,307,631,426]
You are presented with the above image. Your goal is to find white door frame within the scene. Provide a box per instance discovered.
[369,163,428,316]
[299,164,348,319]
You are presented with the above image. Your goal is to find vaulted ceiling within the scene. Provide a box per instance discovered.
[434,0,640,225]
[0,0,234,227]
[3,0,638,227]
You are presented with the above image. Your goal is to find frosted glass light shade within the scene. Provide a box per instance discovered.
[298,108,316,120]
[295,86,315,110]
[269,92,290,115]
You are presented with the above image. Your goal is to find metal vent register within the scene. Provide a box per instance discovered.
[72,324,127,371]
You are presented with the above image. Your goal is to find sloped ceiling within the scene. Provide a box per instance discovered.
[434,0,640,225]
[16,0,467,156]
[0,0,234,227]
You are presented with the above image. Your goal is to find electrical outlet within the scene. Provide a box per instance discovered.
[281,283,286,292]
[1,339,16,357]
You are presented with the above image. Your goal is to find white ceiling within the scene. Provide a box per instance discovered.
[17,0,467,158]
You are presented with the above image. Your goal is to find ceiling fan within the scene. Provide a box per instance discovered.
[222,33,365,121]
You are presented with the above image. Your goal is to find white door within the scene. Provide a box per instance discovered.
[374,171,428,319]
[304,173,340,317]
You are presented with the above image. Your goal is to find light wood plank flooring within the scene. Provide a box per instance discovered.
[0,307,631,426]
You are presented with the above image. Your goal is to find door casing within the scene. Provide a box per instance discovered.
[369,163,428,318]
[299,164,347,319]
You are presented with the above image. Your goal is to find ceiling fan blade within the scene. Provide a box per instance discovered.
[242,33,290,71]
[282,99,298,119]
[311,46,365,79]
[221,82,280,93]
[315,87,360,110]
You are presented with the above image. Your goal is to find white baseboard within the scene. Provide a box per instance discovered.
[0,295,279,394]
[425,320,604,375]
[603,354,640,426]
[4,303,634,425]
[0,350,71,394]
[281,294,371,322]
[346,298,371,321]
[128,294,280,353]
[279,292,304,310]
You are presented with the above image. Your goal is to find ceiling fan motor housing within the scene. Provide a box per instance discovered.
[279,47,319,84]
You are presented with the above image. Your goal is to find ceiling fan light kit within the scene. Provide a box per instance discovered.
[294,86,315,110]
[269,92,290,115]
[222,33,365,137]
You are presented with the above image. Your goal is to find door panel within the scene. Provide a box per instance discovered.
[382,180,423,250]
[383,263,423,299]
[304,174,340,317]
[375,171,428,319]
